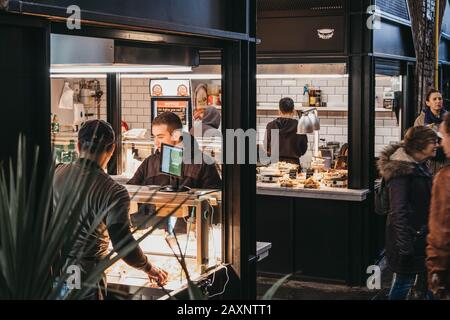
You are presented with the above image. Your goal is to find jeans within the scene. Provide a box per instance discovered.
[389,273,432,300]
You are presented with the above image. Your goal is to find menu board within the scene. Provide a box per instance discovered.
[152,100,189,125]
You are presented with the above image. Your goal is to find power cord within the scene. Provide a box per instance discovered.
[207,265,229,298]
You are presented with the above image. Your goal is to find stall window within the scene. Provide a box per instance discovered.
[374,74,403,158]
[117,64,223,295]
[50,76,107,164]
[50,34,224,298]
[256,63,349,189]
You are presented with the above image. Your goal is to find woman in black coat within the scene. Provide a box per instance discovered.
[377,126,438,299]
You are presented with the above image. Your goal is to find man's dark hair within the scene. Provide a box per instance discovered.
[78,119,115,153]
[279,97,295,114]
[403,126,437,155]
[152,112,183,133]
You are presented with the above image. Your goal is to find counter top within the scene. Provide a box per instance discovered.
[257,182,369,202]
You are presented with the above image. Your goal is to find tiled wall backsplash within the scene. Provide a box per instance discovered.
[257,77,348,107]
[256,76,402,161]
[121,78,153,130]
[52,76,401,160]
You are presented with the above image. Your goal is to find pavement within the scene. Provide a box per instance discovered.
[257,271,393,300]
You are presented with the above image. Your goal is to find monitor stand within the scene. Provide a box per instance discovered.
[160,177,190,193]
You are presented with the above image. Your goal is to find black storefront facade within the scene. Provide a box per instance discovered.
[255,0,450,286]
[0,0,258,299]
[1,0,449,297]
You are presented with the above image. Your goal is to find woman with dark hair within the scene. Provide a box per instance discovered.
[414,89,447,130]
[414,89,450,174]
[378,126,439,300]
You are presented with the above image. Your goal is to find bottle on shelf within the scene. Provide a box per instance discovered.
[309,86,316,107]
[303,84,310,108]
[315,87,322,107]
[68,140,77,162]
[51,114,60,133]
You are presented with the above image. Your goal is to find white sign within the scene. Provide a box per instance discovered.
[150,79,191,97]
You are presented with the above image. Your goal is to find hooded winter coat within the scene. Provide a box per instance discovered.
[378,144,433,274]
[190,107,221,137]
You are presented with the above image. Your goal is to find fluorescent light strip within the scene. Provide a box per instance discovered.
[50,74,107,79]
[121,74,347,79]
[50,65,193,73]
[50,72,347,80]
[120,74,222,79]
[256,74,348,79]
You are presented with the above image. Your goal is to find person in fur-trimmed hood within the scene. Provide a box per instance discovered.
[377,126,438,300]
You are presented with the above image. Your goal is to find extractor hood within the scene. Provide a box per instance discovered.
[50,34,199,73]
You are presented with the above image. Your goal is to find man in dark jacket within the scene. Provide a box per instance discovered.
[128,112,221,234]
[189,106,221,137]
[264,97,308,165]
[377,126,438,299]
[54,120,168,299]
[427,113,450,300]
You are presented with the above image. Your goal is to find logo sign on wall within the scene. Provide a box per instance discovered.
[317,29,335,40]
[149,79,191,97]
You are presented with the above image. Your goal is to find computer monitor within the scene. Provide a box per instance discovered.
[159,143,190,192]
[160,143,183,177]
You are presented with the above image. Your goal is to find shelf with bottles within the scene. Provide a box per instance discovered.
[52,138,78,164]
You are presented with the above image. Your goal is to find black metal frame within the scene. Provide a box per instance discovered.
[348,0,375,190]
[0,12,51,184]
[106,73,122,175]
[1,0,257,299]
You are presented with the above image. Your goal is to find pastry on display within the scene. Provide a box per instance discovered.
[303,177,320,189]
[279,177,298,188]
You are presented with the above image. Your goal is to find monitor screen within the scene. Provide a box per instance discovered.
[160,143,183,177]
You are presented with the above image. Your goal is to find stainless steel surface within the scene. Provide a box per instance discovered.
[51,34,114,65]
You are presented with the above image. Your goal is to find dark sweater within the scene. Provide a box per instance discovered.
[264,117,308,164]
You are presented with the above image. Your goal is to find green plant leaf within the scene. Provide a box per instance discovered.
[261,274,292,300]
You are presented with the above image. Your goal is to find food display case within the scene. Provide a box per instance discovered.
[105,184,223,299]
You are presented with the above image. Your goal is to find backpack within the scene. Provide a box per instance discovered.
[374,178,390,215]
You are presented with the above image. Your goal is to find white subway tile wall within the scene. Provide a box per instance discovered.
[119,77,401,159]
[257,76,349,107]
[255,76,402,162]
[121,79,152,130]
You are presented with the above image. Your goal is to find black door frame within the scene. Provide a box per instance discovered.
[16,9,256,299]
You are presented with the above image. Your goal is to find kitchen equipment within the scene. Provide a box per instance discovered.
[308,112,320,131]
[73,103,86,129]
[297,112,314,134]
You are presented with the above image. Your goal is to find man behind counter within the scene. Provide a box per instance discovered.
[127,112,222,234]
[264,97,308,165]
[53,120,168,299]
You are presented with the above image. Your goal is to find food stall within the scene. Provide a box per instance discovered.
[1,0,259,299]
[255,1,376,286]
